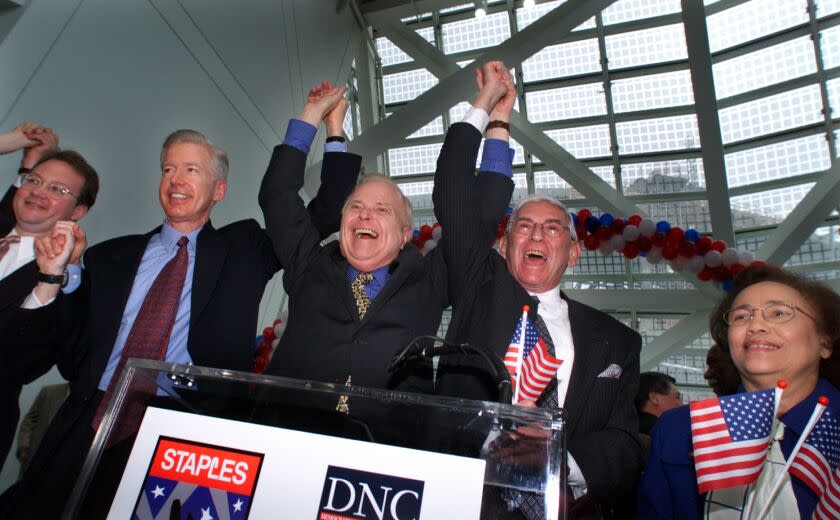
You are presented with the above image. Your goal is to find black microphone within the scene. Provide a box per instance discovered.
[389,336,513,404]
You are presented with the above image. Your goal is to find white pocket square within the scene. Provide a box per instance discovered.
[597,363,622,379]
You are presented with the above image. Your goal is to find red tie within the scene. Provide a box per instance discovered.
[0,235,21,262]
[92,236,190,445]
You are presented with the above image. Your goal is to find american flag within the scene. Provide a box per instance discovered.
[790,408,840,497]
[813,464,840,520]
[133,476,252,520]
[504,315,563,402]
[690,389,775,493]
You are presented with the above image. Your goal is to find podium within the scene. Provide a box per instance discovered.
[66,359,567,519]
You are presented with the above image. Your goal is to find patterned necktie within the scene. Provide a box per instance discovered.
[92,236,190,445]
[351,271,374,318]
[511,310,560,520]
[0,235,21,262]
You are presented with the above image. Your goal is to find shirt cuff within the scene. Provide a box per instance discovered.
[479,139,514,178]
[282,119,318,155]
[324,141,348,153]
[22,291,54,309]
[567,453,588,499]
[13,174,22,188]
[62,264,82,294]
[461,106,490,134]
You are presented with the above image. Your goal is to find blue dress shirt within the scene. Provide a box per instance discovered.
[97,222,201,391]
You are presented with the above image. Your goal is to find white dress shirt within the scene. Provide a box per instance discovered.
[0,230,35,280]
[531,285,587,497]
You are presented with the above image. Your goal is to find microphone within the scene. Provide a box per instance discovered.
[389,335,513,404]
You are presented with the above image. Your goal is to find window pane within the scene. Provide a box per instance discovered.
[713,36,815,99]
[407,116,444,139]
[817,0,840,17]
[525,83,607,122]
[605,24,687,69]
[516,0,563,30]
[544,125,612,159]
[388,143,442,176]
[616,115,700,154]
[602,0,681,25]
[442,11,511,54]
[612,70,694,113]
[725,134,830,188]
[621,159,706,194]
[376,37,411,67]
[718,85,823,144]
[786,225,840,266]
[521,39,601,82]
[400,180,434,211]
[821,25,840,70]
[730,183,816,230]
[637,200,712,230]
[382,69,438,104]
[707,0,808,53]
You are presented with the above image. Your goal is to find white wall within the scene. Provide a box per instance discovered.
[0,0,361,491]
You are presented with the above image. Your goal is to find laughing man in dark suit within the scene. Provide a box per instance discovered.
[434,66,644,516]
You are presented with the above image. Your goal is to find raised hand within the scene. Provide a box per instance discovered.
[34,221,77,276]
[21,125,59,169]
[0,122,39,155]
[472,60,509,114]
[489,63,516,123]
[69,223,87,265]
[324,85,350,138]
[298,81,349,128]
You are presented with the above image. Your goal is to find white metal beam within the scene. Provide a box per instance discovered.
[640,310,713,370]
[565,289,712,313]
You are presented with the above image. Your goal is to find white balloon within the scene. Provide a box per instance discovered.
[273,321,286,339]
[422,239,438,254]
[646,247,663,264]
[432,226,443,240]
[722,248,739,266]
[738,250,754,265]
[704,250,722,268]
[668,259,683,272]
[687,255,706,273]
[639,218,656,238]
[599,243,614,256]
[622,225,640,242]
[271,337,280,349]
[610,235,626,251]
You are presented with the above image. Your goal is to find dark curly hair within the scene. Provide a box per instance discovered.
[704,265,840,395]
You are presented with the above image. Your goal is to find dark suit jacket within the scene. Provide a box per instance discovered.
[259,124,511,395]
[433,125,644,506]
[0,186,62,470]
[1,152,360,518]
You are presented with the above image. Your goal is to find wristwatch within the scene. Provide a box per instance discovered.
[37,269,68,288]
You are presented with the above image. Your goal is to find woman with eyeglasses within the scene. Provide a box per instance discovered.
[636,264,840,519]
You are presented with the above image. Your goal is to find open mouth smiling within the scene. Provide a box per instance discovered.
[525,250,546,259]
[355,228,378,239]
[743,339,781,351]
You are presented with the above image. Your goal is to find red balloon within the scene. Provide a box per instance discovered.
[637,236,652,253]
[651,232,667,248]
[751,260,767,267]
[610,218,626,234]
[711,240,727,253]
[273,318,282,326]
[628,214,642,226]
[596,227,610,241]
[433,222,440,228]
[667,227,684,242]
[713,266,731,282]
[662,244,680,260]
[623,243,639,259]
[576,225,587,240]
[578,208,592,222]
[263,327,275,339]
[697,268,713,281]
[730,263,745,276]
[583,235,600,251]
[679,241,696,258]
[419,225,433,240]
[696,236,712,255]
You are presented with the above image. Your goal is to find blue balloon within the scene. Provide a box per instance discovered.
[599,213,614,227]
[722,279,734,292]
[506,206,514,215]
[586,216,601,233]
[684,228,700,242]
[656,221,671,234]
[571,212,578,226]
[413,228,420,236]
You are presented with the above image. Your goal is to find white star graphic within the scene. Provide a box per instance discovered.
[151,485,165,499]
[200,507,214,520]
[233,498,244,512]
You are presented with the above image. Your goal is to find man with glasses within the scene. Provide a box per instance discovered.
[0,123,99,471]
[435,121,644,515]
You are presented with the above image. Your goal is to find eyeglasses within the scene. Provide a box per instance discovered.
[19,172,79,200]
[723,303,817,326]
[511,218,572,239]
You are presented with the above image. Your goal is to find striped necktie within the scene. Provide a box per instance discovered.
[0,235,21,262]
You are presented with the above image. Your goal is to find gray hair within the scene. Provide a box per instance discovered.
[344,173,414,229]
[161,129,229,181]
[506,195,578,241]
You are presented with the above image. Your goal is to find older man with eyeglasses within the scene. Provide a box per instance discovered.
[435,128,644,515]
[0,123,99,472]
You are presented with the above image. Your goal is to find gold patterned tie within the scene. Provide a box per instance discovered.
[0,235,21,262]
[351,271,374,318]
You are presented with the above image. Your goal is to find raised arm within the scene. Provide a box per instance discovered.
[1,123,59,226]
